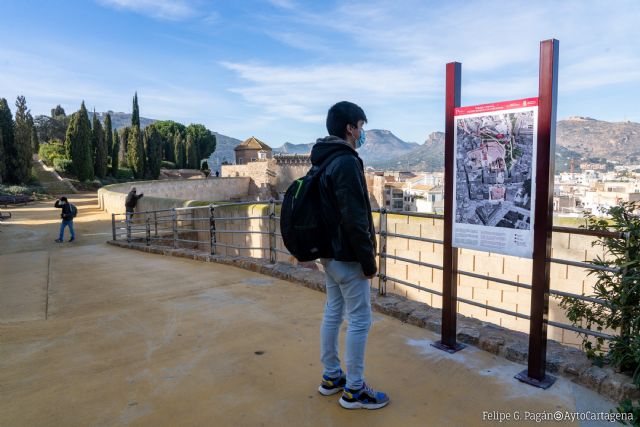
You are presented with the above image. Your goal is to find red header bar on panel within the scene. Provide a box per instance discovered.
[454,97,538,116]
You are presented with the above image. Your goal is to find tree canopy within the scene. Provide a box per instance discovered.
[92,111,107,179]
[65,102,94,181]
[186,123,216,162]
[9,96,33,184]
[0,98,12,182]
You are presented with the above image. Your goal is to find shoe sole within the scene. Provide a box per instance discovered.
[318,385,343,396]
[339,397,389,410]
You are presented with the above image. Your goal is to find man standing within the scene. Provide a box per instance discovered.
[54,196,75,243]
[125,187,143,241]
[312,101,389,410]
[125,187,144,218]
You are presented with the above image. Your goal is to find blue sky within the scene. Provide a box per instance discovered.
[0,0,639,146]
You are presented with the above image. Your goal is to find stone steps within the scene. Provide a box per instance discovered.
[32,158,77,195]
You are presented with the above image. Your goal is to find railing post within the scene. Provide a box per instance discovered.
[154,211,158,237]
[172,209,178,249]
[126,212,132,243]
[146,217,151,246]
[210,205,216,255]
[268,199,276,263]
[378,208,388,295]
[111,213,116,241]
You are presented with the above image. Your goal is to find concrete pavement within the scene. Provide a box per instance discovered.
[0,194,618,426]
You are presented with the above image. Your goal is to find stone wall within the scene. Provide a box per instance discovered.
[273,164,311,193]
[98,177,251,214]
[221,160,311,198]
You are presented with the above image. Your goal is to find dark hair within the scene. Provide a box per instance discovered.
[326,101,367,139]
[60,196,68,202]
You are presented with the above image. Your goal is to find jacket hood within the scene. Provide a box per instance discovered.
[310,136,358,166]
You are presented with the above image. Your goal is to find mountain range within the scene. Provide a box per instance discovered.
[273,129,419,164]
[273,118,639,172]
[88,111,155,130]
[557,117,640,164]
[87,111,640,172]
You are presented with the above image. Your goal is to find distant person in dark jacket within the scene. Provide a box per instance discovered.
[54,196,75,243]
[313,101,388,410]
[125,187,144,219]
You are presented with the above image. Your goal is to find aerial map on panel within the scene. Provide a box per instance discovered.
[452,98,538,258]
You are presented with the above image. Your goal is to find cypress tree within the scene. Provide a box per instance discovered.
[0,98,14,183]
[119,126,130,167]
[174,132,185,169]
[127,126,144,178]
[29,114,39,154]
[92,111,107,179]
[104,113,113,159]
[185,133,198,169]
[0,131,4,183]
[111,130,120,176]
[12,96,33,184]
[65,102,94,181]
[144,125,162,179]
[131,92,140,128]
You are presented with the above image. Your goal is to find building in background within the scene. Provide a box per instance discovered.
[234,137,273,165]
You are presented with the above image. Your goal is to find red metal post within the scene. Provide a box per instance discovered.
[433,62,465,353]
[516,39,559,389]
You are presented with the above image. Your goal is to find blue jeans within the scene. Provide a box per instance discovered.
[59,220,75,240]
[320,259,372,390]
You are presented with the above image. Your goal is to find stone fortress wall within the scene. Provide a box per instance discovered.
[220,158,311,198]
[98,177,251,214]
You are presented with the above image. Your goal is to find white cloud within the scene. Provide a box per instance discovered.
[221,60,439,124]
[97,0,197,21]
[268,0,297,10]
[221,0,640,137]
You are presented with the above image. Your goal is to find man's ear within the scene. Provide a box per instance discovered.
[345,124,355,141]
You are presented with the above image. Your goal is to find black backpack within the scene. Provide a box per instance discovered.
[69,204,78,218]
[280,152,350,262]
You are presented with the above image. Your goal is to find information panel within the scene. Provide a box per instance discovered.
[452,98,538,258]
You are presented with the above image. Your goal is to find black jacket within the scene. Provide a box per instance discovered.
[125,191,143,211]
[54,200,73,221]
[311,136,377,276]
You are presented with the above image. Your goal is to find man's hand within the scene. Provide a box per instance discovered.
[365,274,375,279]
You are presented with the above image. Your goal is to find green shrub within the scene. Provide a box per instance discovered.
[116,168,134,180]
[39,140,66,167]
[161,161,176,169]
[53,158,74,174]
[560,201,640,423]
[0,184,46,196]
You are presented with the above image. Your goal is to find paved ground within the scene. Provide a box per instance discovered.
[0,195,618,426]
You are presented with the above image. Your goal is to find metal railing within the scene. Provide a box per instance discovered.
[112,203,623,343]
[112,201,284,260]
[373,208,623,342]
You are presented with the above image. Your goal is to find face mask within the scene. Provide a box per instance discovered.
[355,128,366,149]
